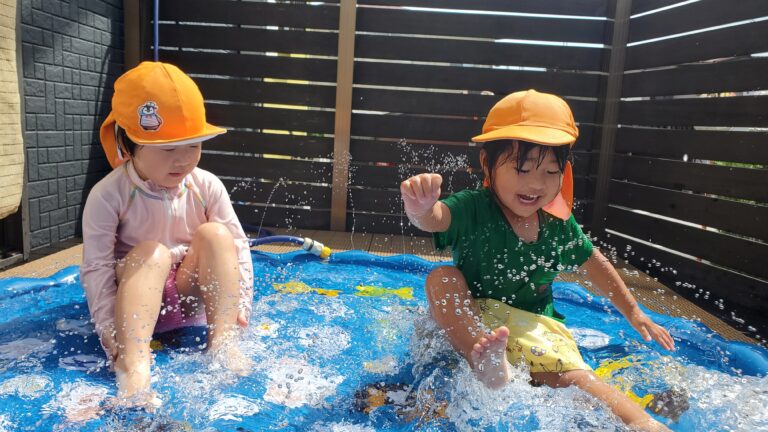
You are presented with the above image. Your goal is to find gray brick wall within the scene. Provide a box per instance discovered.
[20,0,123,250]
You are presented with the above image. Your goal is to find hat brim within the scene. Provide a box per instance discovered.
[99,112,227,168]
[472,125,576,146]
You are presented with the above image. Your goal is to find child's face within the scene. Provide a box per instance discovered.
[131,143,202,187]
[483,146,563,219]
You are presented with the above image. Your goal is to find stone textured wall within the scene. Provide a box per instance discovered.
[20,0,123,249]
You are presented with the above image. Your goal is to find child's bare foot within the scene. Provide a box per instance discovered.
[628,418,672,432]
[208,335,254,376]
[113,358,162,411]
[470,326,512,390]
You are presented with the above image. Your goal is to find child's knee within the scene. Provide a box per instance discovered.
[425,267,465,294]
[194,222,234,245]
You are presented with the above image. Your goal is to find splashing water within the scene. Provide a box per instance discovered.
[0,253,766,431]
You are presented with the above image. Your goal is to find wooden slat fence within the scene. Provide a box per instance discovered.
[129,0,768,339]
[348,0,608,234]
[600,0,768,338]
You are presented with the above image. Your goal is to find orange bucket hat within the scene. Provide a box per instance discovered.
[472,89,578,221]
[99,61,226,168]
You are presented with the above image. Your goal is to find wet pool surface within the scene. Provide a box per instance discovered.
[0,250,766,431]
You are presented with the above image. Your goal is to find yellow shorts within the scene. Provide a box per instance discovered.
[477,298,591,374]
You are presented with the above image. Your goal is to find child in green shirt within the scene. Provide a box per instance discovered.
[401,90,675,432]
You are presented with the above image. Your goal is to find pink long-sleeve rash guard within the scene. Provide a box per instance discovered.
[80,161,254,340]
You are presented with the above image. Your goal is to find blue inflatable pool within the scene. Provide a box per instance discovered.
[0,250,766,431]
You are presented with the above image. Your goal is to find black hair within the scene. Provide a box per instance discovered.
[481,139,571,191]
[116,126,139,157]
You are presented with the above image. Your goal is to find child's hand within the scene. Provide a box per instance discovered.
[400,173,443,216]
[629,310,675,351]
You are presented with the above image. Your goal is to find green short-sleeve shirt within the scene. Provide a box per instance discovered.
[434,188,593,322]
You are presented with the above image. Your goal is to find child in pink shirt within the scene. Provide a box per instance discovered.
[80,61,254,408]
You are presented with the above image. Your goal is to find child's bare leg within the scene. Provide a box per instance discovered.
[176,222,251,374]
[113,241,169,406]
[531,370,670,432]
[425,266,512,389]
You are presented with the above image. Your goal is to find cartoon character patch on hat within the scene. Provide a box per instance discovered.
[138,101,162,132]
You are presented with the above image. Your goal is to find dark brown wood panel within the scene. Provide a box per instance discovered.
[351,112,482,143]
[215,132,334,159]
[161,0,339,29]
[234,204,331,230]
[628,0,768,43]
[615,127,768,165]
[625,20,768,70]
[612,155,768,203]
[602,235,767,338]
[618,96,768,128]
[351,139,481,168]
[345,212,427,237]
[160,24,338,57]
[354,61,601,98]
[630,0,680,15]
[200,153,333,184]
[357,7,606,44]
[609,180,767,241]
[197,77,336,108]
[352,88,599,123]
[622,57,768,98]
[358,0,609,17]
[606,206,768,279]
[350,163,481,191]
[355,34,605,71]
[206,104,335,135]
[224,179,331,208]
[160,50,338,83]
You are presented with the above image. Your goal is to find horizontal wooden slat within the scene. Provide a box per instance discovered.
[628,0,768,43]
[630,0,679,15]
[197,77,336,108]
[160,50,338,83]
[615,127,768,165]
[609,180,767,242]
[351,113,597,147]
[622,57,768,98]
[602,235,768,338]
[612,155,768,203]
[606,206,768,280]
[618,96,768,128]
[354,61,601,98]
[625,20,768,70]
[200,154,332,184]
[225,179,331,208]
[358,0,609,17]
[234,203,330,230]
[351,112,482,143]
[355,34,605,71]
[214,132,334,159]
[351,139,481,168]
[161,0,339,29]
[345,212,426,237]
[160,24,338,56]
[357,7,606,44]
[352,88,599,123]
[206,104,335,134]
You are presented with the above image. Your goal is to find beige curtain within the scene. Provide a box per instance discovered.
[0,0,24,219]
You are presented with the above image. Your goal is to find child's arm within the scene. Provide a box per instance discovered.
[581,249,676,351]
[400,173,451,233]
